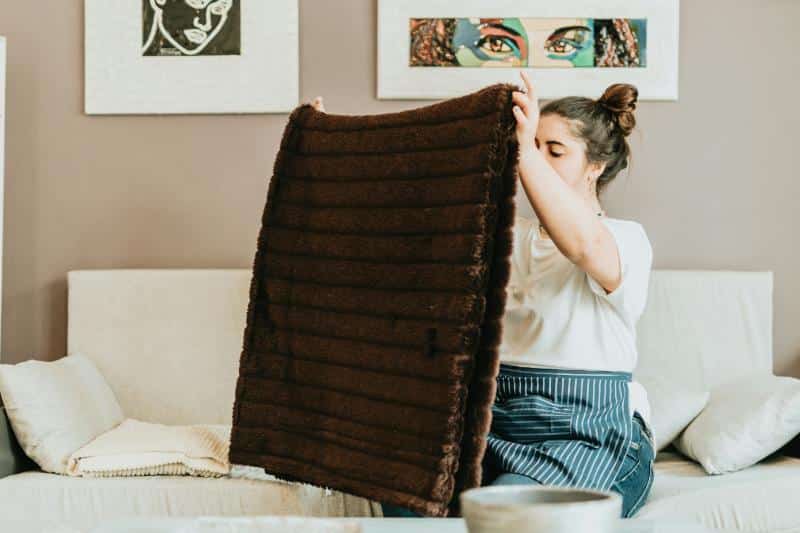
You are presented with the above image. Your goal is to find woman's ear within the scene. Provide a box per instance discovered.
[587,161,607,180]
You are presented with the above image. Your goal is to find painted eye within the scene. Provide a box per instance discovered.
[476,35,519,57]
[550,39,576,54]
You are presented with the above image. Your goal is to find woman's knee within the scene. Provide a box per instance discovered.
[612,417,656,518]
[380,501,423,517]
[490,472,541,485]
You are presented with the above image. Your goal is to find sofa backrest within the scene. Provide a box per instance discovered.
[635,269,774,391]
[67,269,251,425]
[66,268,774,425]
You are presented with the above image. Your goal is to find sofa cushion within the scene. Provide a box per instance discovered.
[637,450,800,530]
[0,354,124,474]
[67,269,253,426]
[674,374,800,474]
[0,470,380,532]
[637,375,709,452]
[634,270,773,394]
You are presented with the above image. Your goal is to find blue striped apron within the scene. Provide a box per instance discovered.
[483,363,634,491]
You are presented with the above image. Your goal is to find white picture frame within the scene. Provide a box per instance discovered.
[378,0,679,101]
[84,0,299,114]
[0,37,5,353]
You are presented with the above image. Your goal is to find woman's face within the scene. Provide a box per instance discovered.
[533,114,602,196]
[150,0,233,54]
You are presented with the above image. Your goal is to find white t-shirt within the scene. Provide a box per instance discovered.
[498,215,654,435]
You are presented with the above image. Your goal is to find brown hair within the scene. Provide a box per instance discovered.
[539,83,639,196]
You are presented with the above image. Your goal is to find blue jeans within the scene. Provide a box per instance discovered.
[610,412,656,518]
[379,413,655,519]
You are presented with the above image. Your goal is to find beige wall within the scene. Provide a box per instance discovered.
[1,1,799,375]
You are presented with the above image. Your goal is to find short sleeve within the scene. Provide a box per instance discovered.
[586,220,653,323]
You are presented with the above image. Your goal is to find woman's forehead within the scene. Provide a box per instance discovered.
[537,115,582,146]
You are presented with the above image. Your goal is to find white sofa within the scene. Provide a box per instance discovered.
[0,268,798,532]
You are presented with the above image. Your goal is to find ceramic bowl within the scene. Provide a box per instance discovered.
[459,484,622,533]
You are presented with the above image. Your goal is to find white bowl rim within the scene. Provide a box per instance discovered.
[459,484,622,510]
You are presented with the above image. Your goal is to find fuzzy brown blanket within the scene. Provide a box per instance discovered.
[229,82,520,517]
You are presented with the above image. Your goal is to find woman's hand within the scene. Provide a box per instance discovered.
[512,71,540,154]
[309,96,325,112]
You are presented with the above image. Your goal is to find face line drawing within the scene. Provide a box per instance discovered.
[142,0,233,56]
[194,8,214,31]
[143,0,162,53]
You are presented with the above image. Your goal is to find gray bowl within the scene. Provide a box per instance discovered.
[460,484,622,533]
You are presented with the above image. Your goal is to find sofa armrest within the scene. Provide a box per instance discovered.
[779,433,800,459]
[0,406,35,478]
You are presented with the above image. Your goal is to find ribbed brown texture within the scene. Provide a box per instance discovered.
[229,83,520,517]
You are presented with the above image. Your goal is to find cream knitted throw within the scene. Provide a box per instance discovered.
[66,418,230,477]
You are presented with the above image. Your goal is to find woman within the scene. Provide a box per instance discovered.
[308,70,656,519]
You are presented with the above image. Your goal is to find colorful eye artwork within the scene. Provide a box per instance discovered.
[409,17,646,68]
[142,0,241,56]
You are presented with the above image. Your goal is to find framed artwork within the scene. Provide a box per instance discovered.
[378,0,679,101]
[0,37,4,352]
[84,0,298,114]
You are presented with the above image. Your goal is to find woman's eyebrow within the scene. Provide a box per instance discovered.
[484,22,523,38]
[535,138,566,148]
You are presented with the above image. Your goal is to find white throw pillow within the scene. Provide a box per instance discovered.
[637,374,709,452]
[0,353,124,474]
[674,374,800,474]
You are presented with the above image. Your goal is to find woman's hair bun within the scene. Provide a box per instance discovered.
[597,83,638,136]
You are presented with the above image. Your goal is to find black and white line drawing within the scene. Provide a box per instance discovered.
[142,0,240,56]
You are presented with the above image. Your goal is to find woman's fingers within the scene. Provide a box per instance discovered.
[519,70,536,102]
[311,96,325,112]
[512,104,527,126]
[513,71,538,147]
[512,91,530,115]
